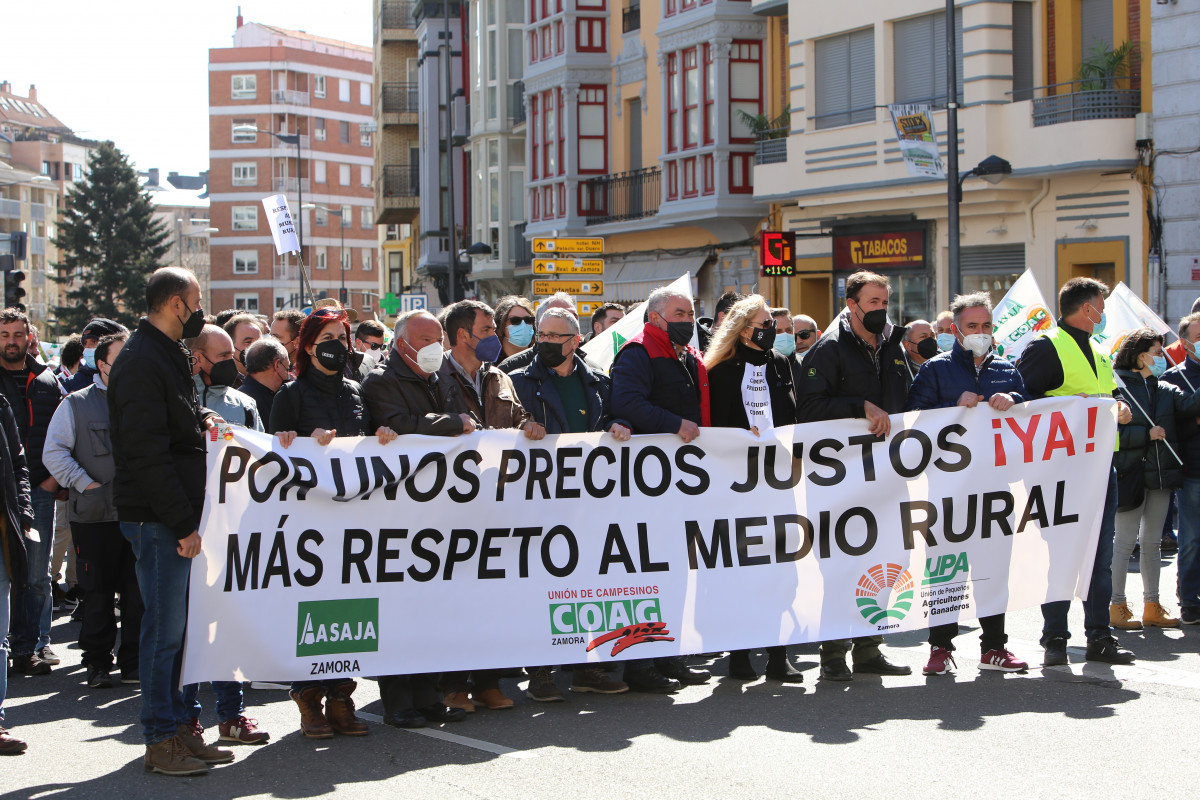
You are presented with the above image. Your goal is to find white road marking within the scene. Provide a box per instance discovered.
[356,711,540,758]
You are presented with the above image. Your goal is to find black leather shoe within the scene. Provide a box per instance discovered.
[765,651,804,683]
[853,654,912,676]
[657,658,711,685]
[820,659,853,681]
[1043,637,1069,666]
[728,651,758,680]
[384,708,427,728]
[417,704,468,723]
[1085,636,1135,665]
[624,668,681,693]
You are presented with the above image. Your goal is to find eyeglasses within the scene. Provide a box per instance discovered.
[537,332,574,342]
[362,341,384,350]
[750,321,774,330]
[796,330,816,340]
[508,317,533,327]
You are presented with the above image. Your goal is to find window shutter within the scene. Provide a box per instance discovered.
[848,28,875,123]
[893,15,933,106]
[815,34,850,128]
[1080,0,1113,57]
[1012,1,1034,101]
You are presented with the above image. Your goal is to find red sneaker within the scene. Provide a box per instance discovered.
[923,646,956,676]
[980,648,1028,672]
[218,716,271,745]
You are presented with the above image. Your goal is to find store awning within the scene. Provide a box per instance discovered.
[604,254,709,303]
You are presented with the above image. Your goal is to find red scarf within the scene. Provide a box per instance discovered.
[624,322,711,427]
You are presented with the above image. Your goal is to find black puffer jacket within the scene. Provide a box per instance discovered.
[361,353,469,436]
[269,368,371,437]
[708,343,798,429]
[1114,368,1200,491]
[795,314,911,421]
[1161,358,1200,479]
[108,319,211,540]
[0,391,33,589]
[0,353,62,484]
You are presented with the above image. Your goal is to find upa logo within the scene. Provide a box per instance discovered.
[923,552,970,586]
[855,563,914,625]
[296,598,379,657]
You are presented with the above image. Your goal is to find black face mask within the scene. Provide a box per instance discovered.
[179,303,205,340]
[666,320,694,347]
[538,341,570,369]
[856,306,889,335]
[916,337,940,360]
[749,326,777,351]
[315,340,350,373]
[237,348,247,366]
[206,358,239,387]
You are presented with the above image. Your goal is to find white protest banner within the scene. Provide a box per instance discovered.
[1112,283,1172,337]
[580,272,696,372]
[888,104,944,179]
[182,398,1116,684]
[992,270,1056,360]
[262,193,300,255]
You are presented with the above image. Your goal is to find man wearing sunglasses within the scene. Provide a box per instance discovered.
[792,315,820,356]
[353,320,387,355]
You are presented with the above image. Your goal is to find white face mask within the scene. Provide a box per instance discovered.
[408,340,444,374]
[962,333,993,358]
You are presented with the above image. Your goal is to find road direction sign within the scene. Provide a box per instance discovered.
[533,280,604,296]
[532,237,604,254]
[532,258,604,275]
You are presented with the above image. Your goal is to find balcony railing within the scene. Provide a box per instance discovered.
[1024,79,1141,128]
[754,128,788,165]
[274,264,299,282]
[30,237,45,256]
[508,81,526,127]
[269,135,311,157]
[622,4,641,33]
[272,89,310,106]
[581,166,661,226]
[382,82,420,114]
[0,198,20,219]
[379,0,417,29]
[273,177,312,194]
[383,165,420,198]
[29,203,46,222]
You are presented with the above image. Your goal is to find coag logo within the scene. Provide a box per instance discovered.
[1027,306,1052,332]
[922,552,969,586]
[551,598,675,656]
[855,563,914,624]
[296,598,379,657]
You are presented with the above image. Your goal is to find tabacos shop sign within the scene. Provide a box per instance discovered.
[833,229,925,270]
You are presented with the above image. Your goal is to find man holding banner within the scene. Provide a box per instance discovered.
[1016,278,1135,666]
[796,270,913,681]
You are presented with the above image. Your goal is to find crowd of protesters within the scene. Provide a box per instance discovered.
[2,264,1199,777]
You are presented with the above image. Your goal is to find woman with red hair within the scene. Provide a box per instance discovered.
[269,307,398,739]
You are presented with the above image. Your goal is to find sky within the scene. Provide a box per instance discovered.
[3,0,373,178]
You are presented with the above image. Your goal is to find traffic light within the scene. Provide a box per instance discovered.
[5,270,26,311]
[338,287,348,304]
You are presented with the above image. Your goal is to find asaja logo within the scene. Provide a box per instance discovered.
[923,552,970,586]
[296,598,379,657]
[855,563,914,624]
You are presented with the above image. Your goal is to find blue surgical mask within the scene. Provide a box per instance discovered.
[1089,306,1107,335]
[1150,355,1168,378]
[82,348,97,370]
[475,334,502,363]
[773,334,796,357]
[936,333,955,353]
[507,320,534,347]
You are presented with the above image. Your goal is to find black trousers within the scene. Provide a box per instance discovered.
[377,673,442,713]
[73,520,144,672]
[929,614,1007,652]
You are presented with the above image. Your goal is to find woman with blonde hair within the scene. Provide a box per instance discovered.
[703,294,804,682]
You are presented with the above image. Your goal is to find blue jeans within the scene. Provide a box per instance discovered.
[182,682,245,724]
[1041,465,1117,645]
[1178,477,1200,609]
[122,521,192,746]
[10,487,56,655]
[1,546,10,722]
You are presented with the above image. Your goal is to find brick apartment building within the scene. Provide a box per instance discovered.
[208,16,377,314]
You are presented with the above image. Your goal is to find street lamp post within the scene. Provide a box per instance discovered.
[443,0,458,305]
[948,154,1013,298]
[303,204,346,304]
[232,125,306,306]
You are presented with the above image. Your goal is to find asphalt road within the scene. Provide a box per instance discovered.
[3,553,1198,800]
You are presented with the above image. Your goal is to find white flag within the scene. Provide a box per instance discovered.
[580,272,696,373]
[262,193,301,255]
[992,270,1055,360]
[1091,283,1154,358]
[1111,283,1171,336]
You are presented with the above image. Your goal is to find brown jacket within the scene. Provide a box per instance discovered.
[361,352,469,436]
[446,356,530,430]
